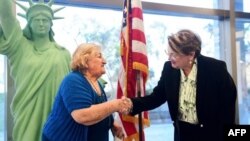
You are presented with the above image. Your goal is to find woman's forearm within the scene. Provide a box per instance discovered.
[71,99,128,126]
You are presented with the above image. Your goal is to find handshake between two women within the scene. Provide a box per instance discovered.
[115,96,133,115]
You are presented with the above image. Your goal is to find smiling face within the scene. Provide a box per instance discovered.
[167,46,195,69]
[86,48,107,78]
[167,29,201,70]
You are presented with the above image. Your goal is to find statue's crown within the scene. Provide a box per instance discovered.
[16,0,64,21]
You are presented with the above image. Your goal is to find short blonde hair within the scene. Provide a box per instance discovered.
[71,43,101,72]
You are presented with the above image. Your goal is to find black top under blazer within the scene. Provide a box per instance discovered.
[131,55,237,141]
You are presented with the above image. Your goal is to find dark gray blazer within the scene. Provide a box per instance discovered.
[131,55,237,141]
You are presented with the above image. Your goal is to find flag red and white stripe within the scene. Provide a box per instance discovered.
[116,0,150,140]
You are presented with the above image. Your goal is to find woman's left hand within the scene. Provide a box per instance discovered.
[111,121,124,139]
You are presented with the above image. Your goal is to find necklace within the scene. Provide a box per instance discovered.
[86,77,102,96]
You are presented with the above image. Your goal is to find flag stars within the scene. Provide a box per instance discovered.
[124,6,127,13]
[122,7,127,26]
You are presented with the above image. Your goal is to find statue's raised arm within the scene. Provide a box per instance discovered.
[0,0,16,38]
[0,1,71,141]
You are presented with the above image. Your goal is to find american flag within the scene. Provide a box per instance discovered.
[116,0,150,140]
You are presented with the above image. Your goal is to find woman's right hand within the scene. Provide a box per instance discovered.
[116,96,133,114]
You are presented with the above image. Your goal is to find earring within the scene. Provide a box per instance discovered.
[189,60,193,65]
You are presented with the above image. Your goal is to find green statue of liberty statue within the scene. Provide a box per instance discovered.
[0,0,71,140]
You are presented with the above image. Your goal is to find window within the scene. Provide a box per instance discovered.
[0,0,245,141]
[235,0,250,12]
[234,0,250,125]
[142,0,219,9]
[235,19,250,124]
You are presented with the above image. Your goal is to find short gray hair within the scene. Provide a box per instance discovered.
[168,29,201,57]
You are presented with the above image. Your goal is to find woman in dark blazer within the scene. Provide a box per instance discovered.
[129,29,237,141]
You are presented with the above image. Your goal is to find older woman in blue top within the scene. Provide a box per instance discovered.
[42,43,129,141]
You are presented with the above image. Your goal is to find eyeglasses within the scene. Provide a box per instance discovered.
[164,49,183,59]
